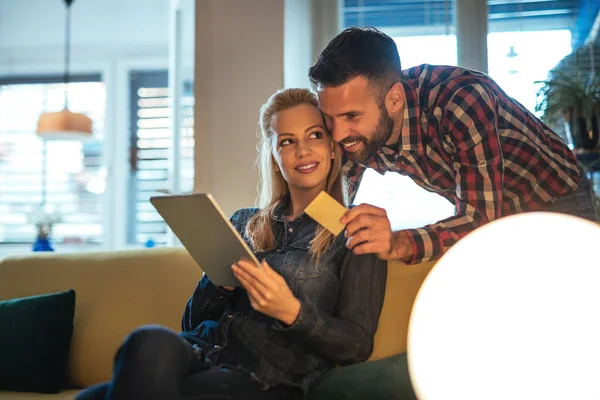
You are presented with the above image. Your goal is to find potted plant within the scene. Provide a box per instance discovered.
[536,45,600,150]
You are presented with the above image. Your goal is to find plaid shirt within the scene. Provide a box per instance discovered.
[343,64,581,264]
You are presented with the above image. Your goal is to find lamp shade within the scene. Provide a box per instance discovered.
[37,108,92,140]
[408,212,600,400]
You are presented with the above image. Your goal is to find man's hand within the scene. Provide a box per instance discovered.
[341,203,414,262]
[232,260,301,325]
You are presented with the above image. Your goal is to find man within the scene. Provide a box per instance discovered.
[307,27,597,400]
[311,27,596,265]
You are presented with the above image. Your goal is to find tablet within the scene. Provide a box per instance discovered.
[150,193,261,287]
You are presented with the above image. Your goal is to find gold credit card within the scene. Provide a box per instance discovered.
[304,191,348,236]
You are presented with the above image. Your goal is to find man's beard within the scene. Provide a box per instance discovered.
[342,107,394,164]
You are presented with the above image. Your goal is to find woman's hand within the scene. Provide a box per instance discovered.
[232,260,301,326]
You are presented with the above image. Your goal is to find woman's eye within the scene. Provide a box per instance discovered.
[279,139,292,147]
[309,131,323,139]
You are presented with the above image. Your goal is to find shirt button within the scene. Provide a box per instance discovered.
[214,344,221,349]
[288,227,293,233]
[226,313,233,318]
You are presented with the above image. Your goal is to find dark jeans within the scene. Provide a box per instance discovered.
[546,170,598,221]
[308,353,417,400]
[74,326,289,400]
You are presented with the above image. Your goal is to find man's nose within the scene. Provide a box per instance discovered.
[330,121,348,143]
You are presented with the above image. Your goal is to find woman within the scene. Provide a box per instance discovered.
[75,88,387,400]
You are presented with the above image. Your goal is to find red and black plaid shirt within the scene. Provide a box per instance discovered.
[343,64,581,264]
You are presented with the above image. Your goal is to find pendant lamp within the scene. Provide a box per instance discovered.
[37,0,92,139]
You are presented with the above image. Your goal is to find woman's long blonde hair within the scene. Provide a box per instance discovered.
[244,88,347,260]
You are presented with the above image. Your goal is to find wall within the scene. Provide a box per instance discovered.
[194,0,285,216]
[0,0,169,64]
[283,0,342,89]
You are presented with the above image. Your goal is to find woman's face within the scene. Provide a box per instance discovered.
[271,103,333,194]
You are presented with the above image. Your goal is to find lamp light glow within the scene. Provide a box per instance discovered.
[408,212,600,400]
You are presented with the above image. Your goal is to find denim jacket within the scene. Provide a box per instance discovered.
[180,204,387,394]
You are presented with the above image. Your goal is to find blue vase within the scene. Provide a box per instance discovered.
[33,236,55,252]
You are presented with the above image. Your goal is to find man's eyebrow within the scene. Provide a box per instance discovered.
[320,110,361,118]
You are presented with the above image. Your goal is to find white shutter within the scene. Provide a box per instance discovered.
[127,71,194,246]
[179,80,195,195]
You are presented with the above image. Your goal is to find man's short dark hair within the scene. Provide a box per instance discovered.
[309,27,402,95]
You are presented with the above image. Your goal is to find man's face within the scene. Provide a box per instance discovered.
[318,76,394,163]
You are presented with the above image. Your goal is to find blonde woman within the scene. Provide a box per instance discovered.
[75,88,387,400]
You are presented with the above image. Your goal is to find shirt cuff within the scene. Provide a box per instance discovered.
[403,227,438,264]
[272,300,321,337]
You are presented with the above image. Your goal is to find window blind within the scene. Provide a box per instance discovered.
[127,71,194,246]
[343,0,578,32]
[0,76,105,245]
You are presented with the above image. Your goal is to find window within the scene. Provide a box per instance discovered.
[344,0,454,35]
[354,169,456,231]
[343,1,457,225]
[0,76,106,246]
[488,30,572,114]
[341,0,582,227]
[484,0,577,147]
[127,71,194,246]
[394,35,457,69]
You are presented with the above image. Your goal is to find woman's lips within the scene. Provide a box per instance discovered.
[295,162,319,174]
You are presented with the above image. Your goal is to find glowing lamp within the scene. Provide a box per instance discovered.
[408,212,600,400]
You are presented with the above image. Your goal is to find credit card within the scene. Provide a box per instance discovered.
[304,191,348,236]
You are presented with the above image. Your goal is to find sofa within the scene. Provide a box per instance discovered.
[0,247,436,399]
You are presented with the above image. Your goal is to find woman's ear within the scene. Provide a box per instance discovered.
[385,82,405,118]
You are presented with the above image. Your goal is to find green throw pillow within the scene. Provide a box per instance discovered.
[0,289,76,394]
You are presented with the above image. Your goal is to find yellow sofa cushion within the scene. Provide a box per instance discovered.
[0,389,81,400]
[369,260,436,361]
